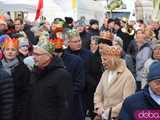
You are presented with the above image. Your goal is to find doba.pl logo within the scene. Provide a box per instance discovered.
[134,110,160,120]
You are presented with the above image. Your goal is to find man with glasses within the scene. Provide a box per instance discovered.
[30,38,73,120]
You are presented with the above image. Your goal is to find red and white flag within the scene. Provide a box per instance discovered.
[35,0,43,21]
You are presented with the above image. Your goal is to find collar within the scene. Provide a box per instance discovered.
[149,87,160,105]
[116,59,126,73]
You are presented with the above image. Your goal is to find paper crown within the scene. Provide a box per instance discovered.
[36,33,55,55]
[49,38,64,49]
[2,38,19,49]
[66,29,79,39]
[100,45,122,57]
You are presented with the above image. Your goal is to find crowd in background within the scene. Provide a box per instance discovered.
[0,14,160,120]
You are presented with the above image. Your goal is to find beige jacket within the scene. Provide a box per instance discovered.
[94,60,136,118]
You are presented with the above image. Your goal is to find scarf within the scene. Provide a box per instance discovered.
[1,58,19,76]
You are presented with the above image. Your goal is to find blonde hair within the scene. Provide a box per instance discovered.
[144,28,155,38]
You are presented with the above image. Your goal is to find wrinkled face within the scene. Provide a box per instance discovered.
[19,45,29,56]
[3,47,18,61]
[153,48,160,60]
[149,80,160,96]
[14,20,23,32]
[68,36,82,51]
[33,48,51,68]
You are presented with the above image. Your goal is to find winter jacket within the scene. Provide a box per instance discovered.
[62,52,85,120]
[0,58,31,120]
[65,48,102,119]
[0,66,14,120]
[119,85,160,120]
[79,31,91,49]
[30,56,73,120]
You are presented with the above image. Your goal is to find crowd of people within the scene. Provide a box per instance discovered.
[0,14,159,120]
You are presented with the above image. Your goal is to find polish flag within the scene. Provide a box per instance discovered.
[35,0,43,21]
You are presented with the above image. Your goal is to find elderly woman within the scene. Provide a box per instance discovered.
[94,44,136,120]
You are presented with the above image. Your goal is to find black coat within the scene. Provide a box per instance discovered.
[30,57,73,120]
[0,66,14,120]
[62,52,85,120]
[0,59,31,120]
[119,86,160,120]
[80,31,91,49]
[12,60,31,120]
[65,48,102,118]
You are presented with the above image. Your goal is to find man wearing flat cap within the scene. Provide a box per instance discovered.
[119,62,160,120]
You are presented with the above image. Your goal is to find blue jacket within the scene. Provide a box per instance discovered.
[119,86,160,120]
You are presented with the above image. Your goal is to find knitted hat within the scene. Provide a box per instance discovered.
[147,62,160,82]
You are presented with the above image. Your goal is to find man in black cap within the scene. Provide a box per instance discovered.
[119,61,160,120]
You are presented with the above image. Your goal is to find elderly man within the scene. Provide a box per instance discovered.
[30,38,73,120]
[119,62,160,120]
